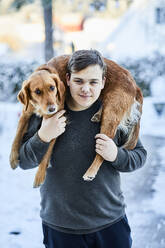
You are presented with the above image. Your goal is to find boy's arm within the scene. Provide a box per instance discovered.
[110,130,147,172]
[18,114,50,170]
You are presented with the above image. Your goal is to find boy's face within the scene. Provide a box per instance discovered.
[66,64,105,111]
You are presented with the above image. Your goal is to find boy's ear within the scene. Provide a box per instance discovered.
[66,73,70,86]
[102,77,106,89]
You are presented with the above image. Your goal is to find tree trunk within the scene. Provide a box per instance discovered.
[41,0,54,62]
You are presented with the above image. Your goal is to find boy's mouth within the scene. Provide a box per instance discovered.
[79,94,91,98]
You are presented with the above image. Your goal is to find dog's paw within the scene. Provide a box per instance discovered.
[91,106,102,122]
[91,114,101,123]
[83,175,95,181]
[33,180,42,188]
[33,177,43,188]
[33,182,42,188]
[83,171,97,181]
[10,153,19,169]
[33,170,46,188]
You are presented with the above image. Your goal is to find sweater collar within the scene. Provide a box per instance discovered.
[64,99,102,121]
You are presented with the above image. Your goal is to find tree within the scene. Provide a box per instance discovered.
[41,0,54,61]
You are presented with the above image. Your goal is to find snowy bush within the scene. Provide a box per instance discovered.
[120,52,165,97]
[0,59,41,102]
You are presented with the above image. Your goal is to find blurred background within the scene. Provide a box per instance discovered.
[0,0,165,247]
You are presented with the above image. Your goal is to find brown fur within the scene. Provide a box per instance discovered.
[10,55,143,185]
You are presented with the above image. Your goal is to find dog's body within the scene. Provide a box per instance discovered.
[10,55,143,186]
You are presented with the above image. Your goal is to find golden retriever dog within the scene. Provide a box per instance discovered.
[10,69,66,187]
[10,55,143,186]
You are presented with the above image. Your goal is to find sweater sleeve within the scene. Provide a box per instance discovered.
[18,114,50,170]
[109,130,147,172]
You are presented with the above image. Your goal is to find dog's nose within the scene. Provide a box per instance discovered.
[48,106,56,113]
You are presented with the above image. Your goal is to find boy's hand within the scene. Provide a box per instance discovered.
[38,110,66,143]
[95,133,118,162]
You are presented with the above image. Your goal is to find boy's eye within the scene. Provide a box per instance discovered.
[50,86,55,91]
[90,81,98,84]
[35,89,41,95]
[75,81,83,85]
[74,80,82,83]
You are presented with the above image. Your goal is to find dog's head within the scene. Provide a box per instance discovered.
[17,69,65,115]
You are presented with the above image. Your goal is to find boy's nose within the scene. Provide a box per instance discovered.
[81,84,90,93]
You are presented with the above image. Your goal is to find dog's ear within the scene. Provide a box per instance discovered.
[51,74,65,104]
[17,80,30,111]
[35,64,57,74]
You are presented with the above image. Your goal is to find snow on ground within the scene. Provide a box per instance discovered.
[150,145,165,216]
[122,134,165,248]
[0,103,44,248]
[1,97,165,248]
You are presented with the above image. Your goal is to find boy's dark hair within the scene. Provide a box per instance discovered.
[67,49,107,79]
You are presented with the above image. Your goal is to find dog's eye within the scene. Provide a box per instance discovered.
[50,86,55,91]
[35,89,41,95]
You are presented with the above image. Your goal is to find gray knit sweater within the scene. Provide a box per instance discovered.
[19,99,147,234]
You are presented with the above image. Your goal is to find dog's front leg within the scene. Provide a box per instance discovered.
[83,117,118,181]
[83,97,123,181]
[33,139,56,188]
[10,113,32,169]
